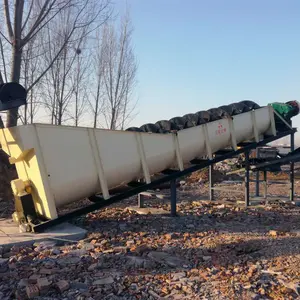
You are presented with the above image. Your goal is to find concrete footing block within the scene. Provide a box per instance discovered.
[0,218,87,248]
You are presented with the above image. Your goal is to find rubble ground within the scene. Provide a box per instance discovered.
[0,181,300,300]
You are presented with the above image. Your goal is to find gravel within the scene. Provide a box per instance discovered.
[0,181,300,299]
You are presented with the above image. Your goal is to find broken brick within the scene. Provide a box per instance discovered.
[37,277,51,292]
[39,268,53,275]
[88,263,98,271]
[26,284,39,298]
[28,274,40,284]
[56,280,70,293]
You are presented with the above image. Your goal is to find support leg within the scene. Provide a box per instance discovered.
[263,170,267,203]
[255,171,260,197]
[138,193,145,208]
[290,131,295,201]
[245,151,250,207]
[170,179,177,217]
[209,165,214,201]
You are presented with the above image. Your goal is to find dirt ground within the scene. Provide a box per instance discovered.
[0,151,300,299]
[0,177,300,299]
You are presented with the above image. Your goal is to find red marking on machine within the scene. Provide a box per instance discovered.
[216,123,227,135]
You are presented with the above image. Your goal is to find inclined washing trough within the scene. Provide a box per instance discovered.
[0,103,277,224]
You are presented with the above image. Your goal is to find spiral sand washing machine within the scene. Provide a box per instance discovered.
[0,105,278,229]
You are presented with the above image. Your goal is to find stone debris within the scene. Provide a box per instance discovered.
[26,284,39,298]
[0,181,300,299]
[28,274,40,284]
[126,255,155,269]
[93,276,114,285]
[37,277,51,292]
[56,280,70,293]
[148,251,189,268]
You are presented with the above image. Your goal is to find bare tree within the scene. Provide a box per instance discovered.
[0,43,5,128]
[99,12,138,130]
[41,5,97,126]
[20,35,41,124]
[70,46,90,126]
[42,16,77,125]
[0,74,4,128]
[1,0,112,127]
[88,28,106,128]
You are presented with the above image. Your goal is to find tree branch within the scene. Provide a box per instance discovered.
[21,0,73,46]
[3,0,14,41]
[0,72,4,128]
[14,0,25,43]
[22,0,53,43]
[21,0,34,32]
[0,31,12,45]
[0,37,8,82]
[26,27,76,92]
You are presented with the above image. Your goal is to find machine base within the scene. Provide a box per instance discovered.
[0,218,87,248]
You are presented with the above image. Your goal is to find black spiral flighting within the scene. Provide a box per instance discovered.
[139,123,160,133]
[239,100,260,110]
[126,127,143,132]
[207,108,230,121]
[182,113,199,128]
[125,100,261,133]
[196,111,211,125]
[155,120,175,132]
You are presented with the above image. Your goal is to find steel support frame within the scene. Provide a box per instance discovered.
[253,131,296,202]
[255,171,260,197]
[209,164,214,201]
[245,150,250,207]
[290,131,295,201]
[170,179,177,217]
[138,179,177,216]
[263,171,267,200]
[32,129,296,233]
[137,193,145,208]
[209,130,297,206]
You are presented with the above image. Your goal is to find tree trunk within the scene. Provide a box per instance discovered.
[0,72,4,128]
[24,104,28,124]
[6,46,22,127]
[30,91,34,123]
[93,98,99,128]
[75,94,78,126]
[93,78,101,128]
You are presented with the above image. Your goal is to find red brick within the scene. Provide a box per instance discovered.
[39,268,53,275]
[56,280,70,293]
[26,285,39,298]
[28,274,40,284]
[37,278,51,292]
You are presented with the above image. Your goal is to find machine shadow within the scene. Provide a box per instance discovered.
[82,202,300,236]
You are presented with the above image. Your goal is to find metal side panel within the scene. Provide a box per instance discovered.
[94,130,144,189]
[94,130,176,188]
[177,126,207,162]
[141,133,175,175]
[254,107,274,135]
[176,118,233,162]
[34,124,99,207]
[0,125,58,220]
[265,105,277,136]
[232,106,271,143]
[206,118,232,153]
[232,111,254,143]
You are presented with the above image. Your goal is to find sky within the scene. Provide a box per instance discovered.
[115,0,300,144]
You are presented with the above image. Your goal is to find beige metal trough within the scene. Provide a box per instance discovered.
[0,106,276,224]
